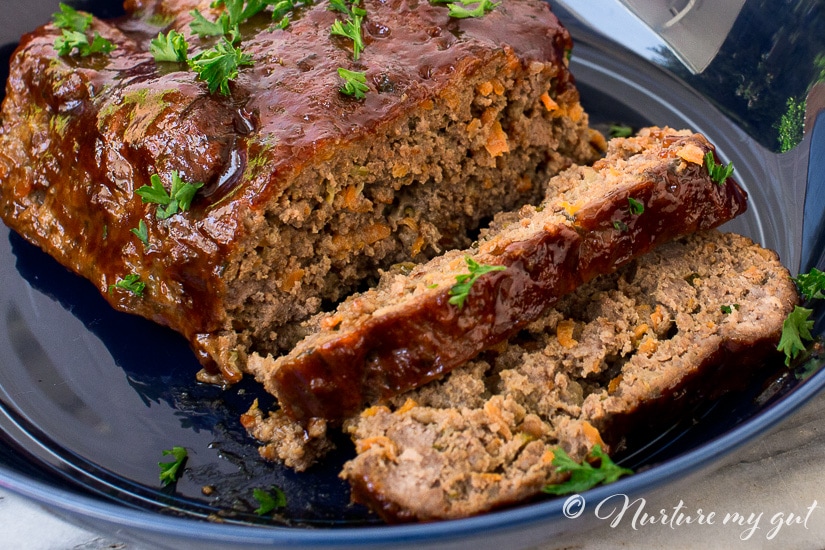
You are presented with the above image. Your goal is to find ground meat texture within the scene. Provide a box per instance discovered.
[337,230,798,522]
[247,128,748,423]
[0,0,602,381]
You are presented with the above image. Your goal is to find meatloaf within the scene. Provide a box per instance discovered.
[0,0,602,381]
[338,230,798,522]
[246,127,748,423]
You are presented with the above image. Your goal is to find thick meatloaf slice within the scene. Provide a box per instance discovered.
[338,230,798,522]
[246,127,748,422]
[0,0,602,381]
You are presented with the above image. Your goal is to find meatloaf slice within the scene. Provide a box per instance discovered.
[0,0,602,382]
[247,127,748,423]
[339,230,798,522]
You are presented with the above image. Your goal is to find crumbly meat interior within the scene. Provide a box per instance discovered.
[338,230,798,521]
[245,127,747,423]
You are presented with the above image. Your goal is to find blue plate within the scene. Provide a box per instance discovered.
[1,1,824,548]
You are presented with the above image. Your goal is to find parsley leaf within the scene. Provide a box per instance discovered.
[627,197,644,215]
[704,151,734,185]
[448,256,506,309]
[150,30,189,62]
[613,220,629,232]
[609,124,633,138]
[338,67,369,98]
[52,4,115,57]
[136,172,204,219]
[131,219,150,247]
[431,0,498,18]
[109,273,146,297]
[542,444,632,496]
[54,29,116,57]
[329,0,366,61]
[794,267,825,300]
[253,486,287,514]
[778,305,815,366]
[189,9,232,38]
[720,304,739,314]
[189,38,253,95]
[52,3,92,32]
[158,446,188,486]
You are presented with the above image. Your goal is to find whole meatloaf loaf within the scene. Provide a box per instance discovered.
[246,127,748,423]
[339,230,798,522]
[0,0,602,381]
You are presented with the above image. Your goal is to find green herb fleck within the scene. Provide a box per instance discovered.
[720,304,739,314]
[794,267,825,300]
[448,256,506,309]
[338,67,369,99]
[109,273,146,297]
[189,38,253,96]
[54,29,116,57]
[189,0,270,43]
[158,446,188,486]
[542,444,632,496]
[704,151,734,185]
[778,305,815,366]
[777,96,805,153]
[52,3,115,57]
[253,486,287,514]
[431,0,499,18]
[329,0,366,60]
[52,3,92,32]
[613,220,628,232]
[627,197,644,215]
[131,219,150,247]
[609,124,633,138]
[150,30,189,62]
[189,9,232,38]
[136,172,204,219]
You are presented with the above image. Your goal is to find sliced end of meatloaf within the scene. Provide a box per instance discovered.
[0,0,602,383]
[338,230,798,522]
[246,127,748,423]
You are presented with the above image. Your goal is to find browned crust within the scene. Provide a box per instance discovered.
[263,131,748,422]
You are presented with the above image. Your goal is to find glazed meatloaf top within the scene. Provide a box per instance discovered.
[0,0,597,379]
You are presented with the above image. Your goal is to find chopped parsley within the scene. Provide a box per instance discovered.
[613,220,629,232]
[270,0,305,28]
[609,124,633,138]
[338,67,369,98]
[109,273,146,297]
[542,444,632,496]
[253,486,287,514]
[52,3,115,57]
[720,304,740,314]
[431,0,499,18]
[189,38,254,96]
[794,267,825,300]
[53,3,92,32]
[158,446,188,486]
[136,172,204,219]
[189,0,270,43]
[329,0,366,60]
[704,151,734,185]
[778,305,815,366]
[130,219,150,247]
[627,197,644,215]
[150,30,189,62]
[448,256,506,309]
[190,9,233,39]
